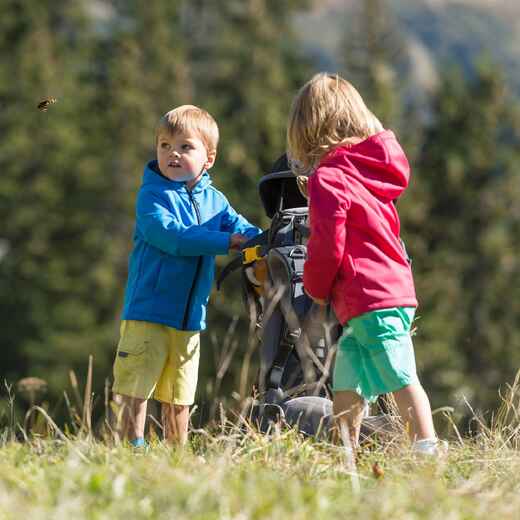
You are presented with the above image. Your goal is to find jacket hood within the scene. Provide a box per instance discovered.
[142,160,212,193]
[321,130,410,201]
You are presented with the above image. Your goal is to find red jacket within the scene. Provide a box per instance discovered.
[304,130,418,325]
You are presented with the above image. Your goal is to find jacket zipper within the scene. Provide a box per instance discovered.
[182,188,203,330]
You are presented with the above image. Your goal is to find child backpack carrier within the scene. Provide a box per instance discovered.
[218,155,393,438]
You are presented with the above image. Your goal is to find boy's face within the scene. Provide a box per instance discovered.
[156,130,216,184]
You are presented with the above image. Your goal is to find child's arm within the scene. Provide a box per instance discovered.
[303,167,350,302]
[220,198,262,239]
[136,189,231,256]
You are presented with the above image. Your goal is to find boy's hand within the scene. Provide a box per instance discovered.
[229,233,248,251]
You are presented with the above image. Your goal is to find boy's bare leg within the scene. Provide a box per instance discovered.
[161,403,189,445]
[333,391,366,449]
[116,394,147,441]
[392,383,436,442]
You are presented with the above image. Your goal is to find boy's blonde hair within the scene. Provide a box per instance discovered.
[156,105,219,153]
[287,73,383,175]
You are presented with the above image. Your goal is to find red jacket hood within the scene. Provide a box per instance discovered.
[319,130,410,201]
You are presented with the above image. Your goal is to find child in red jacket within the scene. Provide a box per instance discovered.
[287,73,443,456]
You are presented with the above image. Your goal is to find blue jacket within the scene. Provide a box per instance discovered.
[122,161,261,331]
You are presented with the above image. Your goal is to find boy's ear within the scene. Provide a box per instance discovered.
[205,150,217,170]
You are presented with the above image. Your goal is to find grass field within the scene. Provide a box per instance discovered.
[1,411,520,520]
[2,370,520,519]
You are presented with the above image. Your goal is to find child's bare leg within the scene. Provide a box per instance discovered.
[117,394,147,441]
[161,403,189,445]
[392,383,436,441]
[333,391,366,449]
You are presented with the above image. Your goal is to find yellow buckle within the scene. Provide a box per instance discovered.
[242,245,263,264]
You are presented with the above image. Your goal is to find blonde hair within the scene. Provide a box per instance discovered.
[156,104,219,152]
[287,73,383,175]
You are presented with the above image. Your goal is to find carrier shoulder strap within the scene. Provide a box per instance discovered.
[266,246,307,390]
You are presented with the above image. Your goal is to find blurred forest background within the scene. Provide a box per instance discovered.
[1,0,520,429]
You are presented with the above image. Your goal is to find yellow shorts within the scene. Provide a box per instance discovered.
[112,320,200,405]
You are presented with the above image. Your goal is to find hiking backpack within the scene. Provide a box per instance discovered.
[218,155,341,436]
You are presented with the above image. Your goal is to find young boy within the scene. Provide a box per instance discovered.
[112,105,261,446]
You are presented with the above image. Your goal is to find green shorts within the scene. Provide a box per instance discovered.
[333,307,418,403]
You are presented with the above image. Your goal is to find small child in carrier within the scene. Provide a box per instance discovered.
[286,73,444,455]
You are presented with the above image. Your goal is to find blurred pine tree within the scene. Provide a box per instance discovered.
[411,62,520,415]
[339,0,409,130]
[0,0,119,400]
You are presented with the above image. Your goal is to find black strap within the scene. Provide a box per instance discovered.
[268,339,294,389]
[216,255,243,290]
